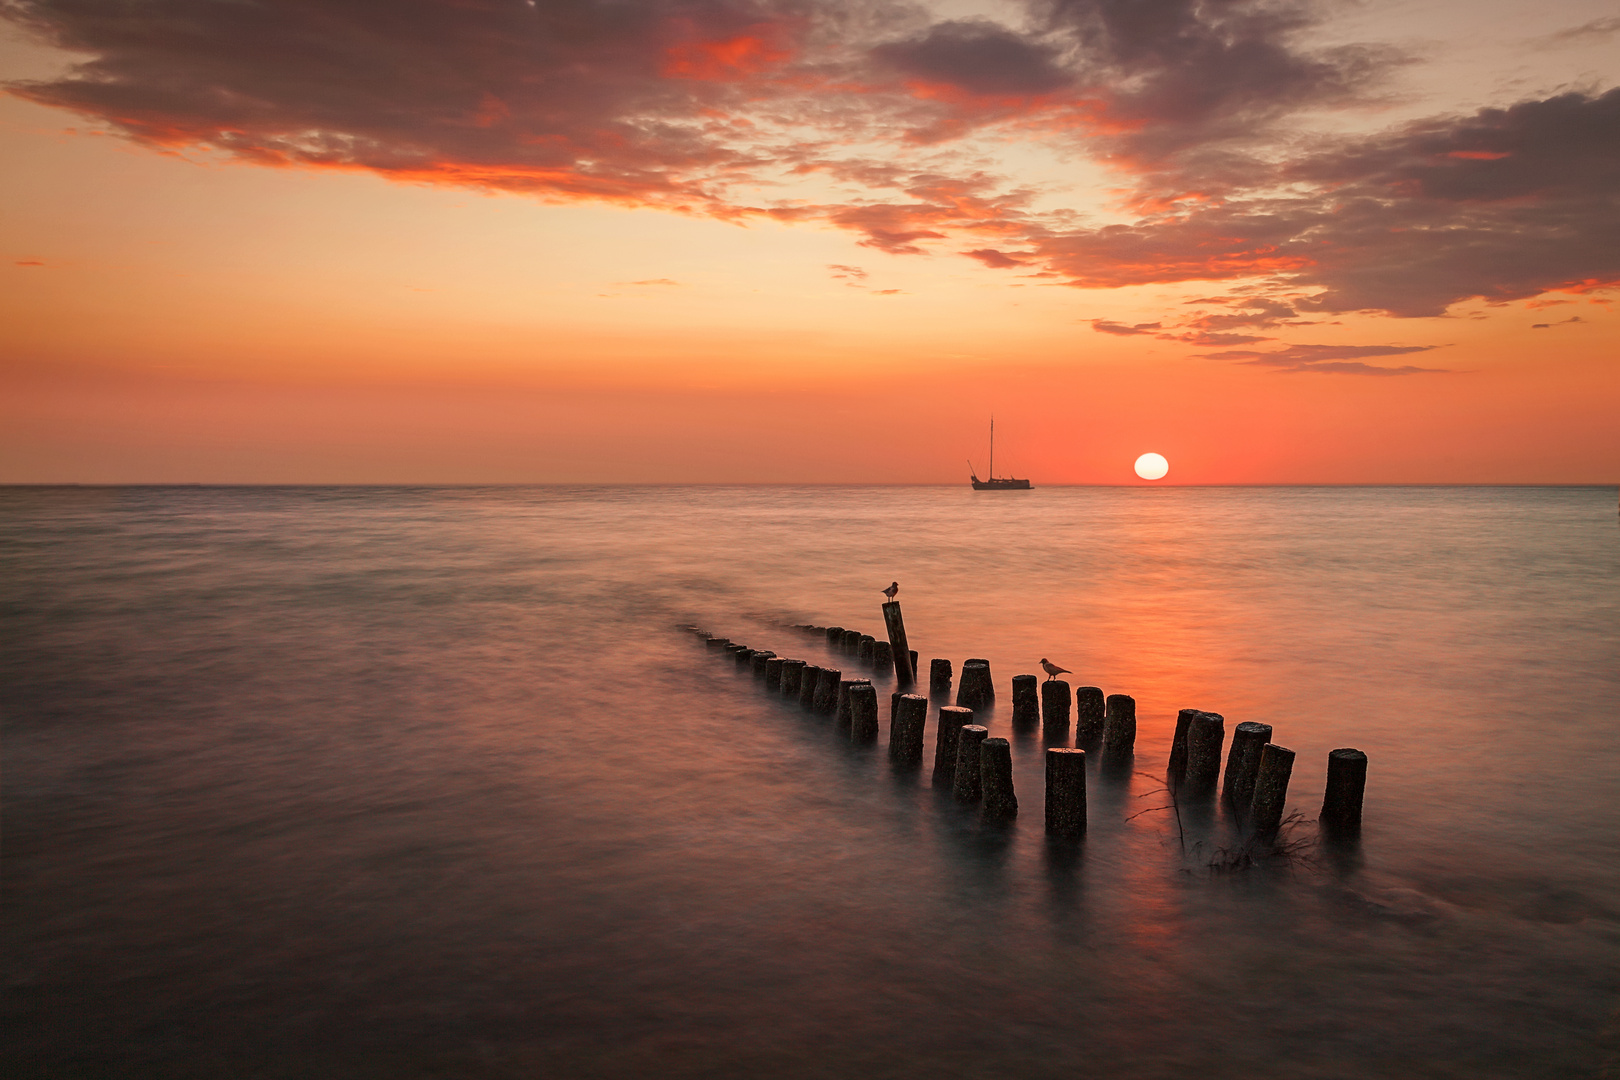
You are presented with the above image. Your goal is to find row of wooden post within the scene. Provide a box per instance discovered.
[688,621,1366,843]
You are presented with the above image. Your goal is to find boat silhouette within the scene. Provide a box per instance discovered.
[969,417,1031,490]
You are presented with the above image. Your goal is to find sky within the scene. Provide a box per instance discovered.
[2,0,1617,483]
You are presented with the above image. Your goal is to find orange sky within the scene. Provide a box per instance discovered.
[2,2,1617,483]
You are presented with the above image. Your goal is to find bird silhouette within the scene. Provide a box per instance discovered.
[1039,658,1071,682]
[882,581,899,602]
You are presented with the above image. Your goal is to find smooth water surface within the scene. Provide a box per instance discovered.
[4,486,1618,1078]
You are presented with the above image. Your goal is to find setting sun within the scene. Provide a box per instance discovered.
[1134,453,1169,480]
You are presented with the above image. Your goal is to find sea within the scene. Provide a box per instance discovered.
[3,485,1617,1079]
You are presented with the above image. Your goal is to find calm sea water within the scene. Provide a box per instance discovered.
[3,485,1618,1079]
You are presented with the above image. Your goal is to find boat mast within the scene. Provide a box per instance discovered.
[990,416,994,479]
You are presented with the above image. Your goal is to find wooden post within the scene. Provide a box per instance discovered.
[779,659,806,699]
[1320,748,1368,838]
[706,637,729,649]
[1011,674,1039,727]
[956,659,994,710]
[849,683,880,743]
[933,705,973,783]
[881,600,916,689]
[890,694,928,765]
[1045,748,1086,837]
[1222,721,1273,811]
[1183,711,1225,791]
[841,629,862,654]
[825,626,843,645]
[872,639,893,670]
[1041,680,1071,735]
[733,646,754,667]
[1075,687,1105,746]
[751,651,776,678]
[1101,694,1136,759]
[910,650,918,681]
[813,667,842,714]
[953,725,990,802]
[799,665,823,708]
[857,635,875,662]
[764,656,786,690]
[1251,743,1295,835]
[1168,708,1200,783]
[835,678,869,732]
[929,659,953,697]
[980,738,1017,819]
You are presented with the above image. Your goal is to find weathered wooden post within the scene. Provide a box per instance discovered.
[779,659,806,699]
[857,635,876,662]
[825,626,843,645]
[1222,721,1273,810]
[881,601,916,689]
[849,683,880,743]
[872,640,893,670]
[841,629,862,654]
[1320,748,1368,838]
[956,659,994,710]
[814,667,842,713]
[1011,675,1040,727]
[953,725,990,802]
[835,678,869,732]
[1075,687,1105,746]
[1168,708,1200,783]
[1045,748,1087,838]
[706,637,729,649]
[1041,680,1071,735]
[733,645,753,666]
[799,665,823,708]
[929,659,953,697]
[1183,711,1226,792]
[1251,743,1295,835]
[1101,694,1136,759]
[980,738,1017,819]
[890,693,928,765]
[751,651,776,678]
[933,705,973,783]
[765,656,786,690]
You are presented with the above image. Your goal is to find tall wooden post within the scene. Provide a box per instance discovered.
[881,600,916,689]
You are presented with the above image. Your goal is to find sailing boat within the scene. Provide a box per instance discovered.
[969,417,1032,490]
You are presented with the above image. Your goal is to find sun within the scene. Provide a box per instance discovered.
[1134,453,1169,480]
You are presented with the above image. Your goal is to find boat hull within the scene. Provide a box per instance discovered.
[971,478,1032,490]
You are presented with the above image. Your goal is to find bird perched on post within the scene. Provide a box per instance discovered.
[1039,658,1071,682]
[882,581,899,602]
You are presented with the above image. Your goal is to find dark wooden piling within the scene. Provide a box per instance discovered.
[835,678,869,732]
[890,694,928,766]
[1221,721,1273,811]
[933,705,974,783]
[841,629,862,654]
[849,683,880,743]
[872,639,893,670]
[706,637,729,649]
[1101,694,1136,759]
[953,725,990,802]
[1168,708,1200,783]
[779,659,806,698]
[930,659,953,697]
[1320,748,1368,838]
[857,635,876,662]
[814,667,842,713]
[1011,675,1039,727]
[1251,743,1296,835]
[980,738,1017,819]
[751,651,776,678]
[881,601,916,689]
[825,626,843,645]
[1045,748,1087,838]
[1075,687,1105,746]
[1183,711,1226,792]
[799,665,823,708]
[1041,679,1071,734]
[733,646,754,667]
[956,659,994,710]
[764,656,786,690]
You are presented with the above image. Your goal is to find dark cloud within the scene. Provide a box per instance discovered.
[871,19,1072,98]
[1201,343,1447,375]
[1536,16,1620,47]
[1090,319,1160,335]
[1531,316,1585,329]
[963,248,1025,268]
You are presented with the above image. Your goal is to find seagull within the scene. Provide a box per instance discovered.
[1039,658,1071,682]
[882,581,899,602]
